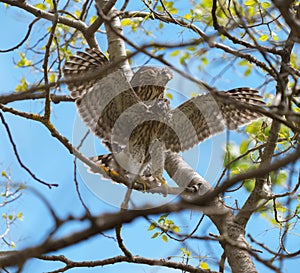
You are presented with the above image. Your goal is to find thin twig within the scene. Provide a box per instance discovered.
[0,18,41,53]
[43,0,58,120]
[0,111,58,188]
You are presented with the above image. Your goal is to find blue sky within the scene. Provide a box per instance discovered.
[0,1,299,272]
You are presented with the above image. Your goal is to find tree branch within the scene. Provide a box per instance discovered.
[0,111,58,188]
[272,0,300,40]
[0,202,192,267]
[236,6,299,227]
[2,0,99,48]
[0,92,74,105]
[95,0,133,78]
[39,254,215,273]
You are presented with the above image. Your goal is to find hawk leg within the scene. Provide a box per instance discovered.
[89,154,163,192]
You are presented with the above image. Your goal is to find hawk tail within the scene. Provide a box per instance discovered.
[88,153,164,190]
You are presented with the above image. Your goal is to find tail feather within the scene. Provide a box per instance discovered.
[88,153,163,190]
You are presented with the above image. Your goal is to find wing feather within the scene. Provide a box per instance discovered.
[63,48,109,98]
[63,48,140,148]
[162,88,265,152]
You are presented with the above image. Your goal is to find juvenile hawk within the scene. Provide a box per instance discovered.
[63,48,264,190]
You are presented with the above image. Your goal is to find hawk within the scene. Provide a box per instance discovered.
[63,48,264,190]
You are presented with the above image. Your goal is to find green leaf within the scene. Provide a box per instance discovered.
[45,0,54,9]
[199,262,210,269]
[272,170,288,185]
[244,179,255,192]
[148,222,156,231]
[75,10,81,18]
[244,0,256,6]
[15,78,29,92]
[278,125,291,139]
[18,184,26,191]
[164,219,173,226]
[170,50,180,57]
[186,46,196,51]
[240,140,249,154]
[201,57,208,66]
[89,15,97,24]
[180,247,191,257]
[239,60,248,66]
[172,226,180,233]
[34,3,47,10]
[17,212,23,221]
[179,52,190,65]
[244,67,251,76]
[1,170,7,178]
[161,234,168,242]
[143,13,153,21]
[170,8,178,14]
[157,5,163,12]
[166,93,173,100]
[246,120,261,134]
[16,52,32,67]
[49,73,56,83]
[259,34,269,41]
[121,18,132,26]
[151,232,159,239]
[158,214,168,222]
[183,13,192,20]
[232,167,241,175]
[261,2,271,9]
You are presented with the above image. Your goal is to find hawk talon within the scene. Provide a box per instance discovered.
[99,164,119,177]
[134,176,151,192]
[134,175,168,196]
[156,176,168,197]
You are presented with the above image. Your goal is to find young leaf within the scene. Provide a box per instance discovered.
[148,222,156,231]
[259,34,269,41]
[161,234,168,242]
[261,2,271,9]
[199,262,209,269]
[244,0,256,6]
[1,170,8,178]
[166,93,173,100]
[151,232,159,239]
[170,50,180,57]
[121,18,132,26]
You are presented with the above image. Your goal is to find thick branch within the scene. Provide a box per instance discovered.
[0,202,190,267]
[165,152,258,273]
[0,92,74,105]
[95,0,133,78]
[236,5,299,227]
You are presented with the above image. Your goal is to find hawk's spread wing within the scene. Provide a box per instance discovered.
[162,88,265,152]
[63,49,109,98]
[63,48,140,147]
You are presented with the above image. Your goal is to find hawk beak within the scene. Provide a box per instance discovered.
[161,70,173,81]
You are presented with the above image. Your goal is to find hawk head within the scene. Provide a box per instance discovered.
[131,66,173,87]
